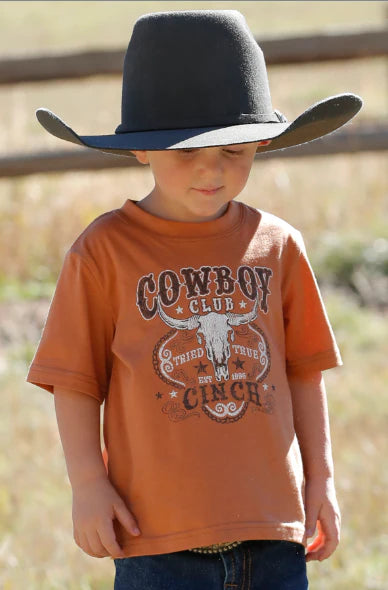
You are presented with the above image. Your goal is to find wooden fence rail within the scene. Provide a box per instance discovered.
[1,124,386,178]
[1,27,387,85]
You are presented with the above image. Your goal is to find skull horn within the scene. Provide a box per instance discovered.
[227,298,259,326]
[157,298,200,330]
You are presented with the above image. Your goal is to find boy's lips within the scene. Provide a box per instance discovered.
[193,186,223,195]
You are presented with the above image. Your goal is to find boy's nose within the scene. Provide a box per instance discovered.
[197,150,225,177]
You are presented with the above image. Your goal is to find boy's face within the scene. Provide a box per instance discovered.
[131,142,259,222]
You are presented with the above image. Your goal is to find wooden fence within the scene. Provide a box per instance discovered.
[1,27,387,177]
[1,124,387,178]
[1,27,387,85]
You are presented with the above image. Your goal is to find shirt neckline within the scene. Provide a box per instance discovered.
[117,199,244,240]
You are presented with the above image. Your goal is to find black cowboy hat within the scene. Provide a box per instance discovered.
[36,10,363,156]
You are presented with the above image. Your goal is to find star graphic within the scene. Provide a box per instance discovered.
[155,392,163,399]
[263,383,269,391]
[194,361,208,374]
[232,357,245,370]
[176,306,183,314]
[239,300,247,309]
[169,390,178,398]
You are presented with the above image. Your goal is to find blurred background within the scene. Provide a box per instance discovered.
[0,2,387,588]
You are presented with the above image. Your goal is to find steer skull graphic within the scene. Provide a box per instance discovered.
[157,298,259,381]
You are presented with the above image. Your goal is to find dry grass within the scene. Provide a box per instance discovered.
[1,2,388,588]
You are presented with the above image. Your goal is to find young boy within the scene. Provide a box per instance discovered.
[27,10,362,590]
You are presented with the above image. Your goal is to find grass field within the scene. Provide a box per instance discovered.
[1,2,388,588]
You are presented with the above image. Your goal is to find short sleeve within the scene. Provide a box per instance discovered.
[26,250,115,403]
[282,231,342,375]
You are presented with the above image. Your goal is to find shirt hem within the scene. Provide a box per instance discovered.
[117,523,306,557]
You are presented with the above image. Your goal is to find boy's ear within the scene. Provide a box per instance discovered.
[130,150,149,164]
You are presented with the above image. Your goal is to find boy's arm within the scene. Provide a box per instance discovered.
[288,370,341,562]
[54,387,141,558]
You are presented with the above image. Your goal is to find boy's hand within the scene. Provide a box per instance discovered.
[305,477,341,562]
[72,475,141,559]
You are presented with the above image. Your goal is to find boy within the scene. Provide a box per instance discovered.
[27,10,362,590]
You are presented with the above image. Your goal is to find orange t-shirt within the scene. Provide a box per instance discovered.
[27,199,341,557]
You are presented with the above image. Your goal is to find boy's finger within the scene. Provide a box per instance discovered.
[307,534,323,553]
[98,520,125,558]
[306,523,324,561]
[114,500,141,536]
[306,543,335,562]
[78,531,103,558]
[304,504,320,538]
[87,530,110,558]
[316,514,340,559]
[306,519,338,562]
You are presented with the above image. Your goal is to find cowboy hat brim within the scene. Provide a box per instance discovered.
[36,93,362,157]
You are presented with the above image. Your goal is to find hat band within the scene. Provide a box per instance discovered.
[115,111,281,134]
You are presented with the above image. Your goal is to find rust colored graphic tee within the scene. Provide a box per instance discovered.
[27,199,342,557]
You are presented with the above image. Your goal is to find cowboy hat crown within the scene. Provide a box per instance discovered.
[115,10,278,134]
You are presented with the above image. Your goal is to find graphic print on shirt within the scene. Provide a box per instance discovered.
[136,265,275,424]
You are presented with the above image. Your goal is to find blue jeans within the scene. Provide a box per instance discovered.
[114,540,308,590]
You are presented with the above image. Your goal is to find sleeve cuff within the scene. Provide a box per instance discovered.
[286,349,342,376]
[26,365,106,404]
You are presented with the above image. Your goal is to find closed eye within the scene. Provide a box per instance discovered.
[177,147,244,156]
[224,149,243,155]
